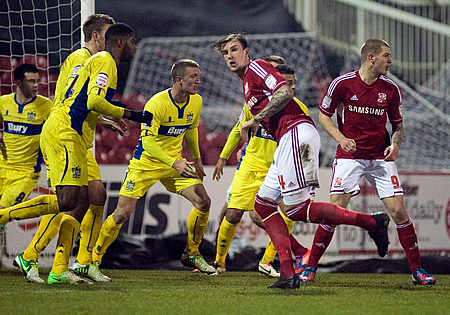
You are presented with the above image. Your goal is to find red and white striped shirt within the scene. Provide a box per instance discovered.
[242,59,313,142]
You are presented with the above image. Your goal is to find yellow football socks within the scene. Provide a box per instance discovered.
[77,205,104,265]
[23,213,63,262]
[51,214,80,275]
[185,207,209,256]
[215,217,237,266]
[92,214,122,265]
[0,194,59,225]
[260,212,296,264]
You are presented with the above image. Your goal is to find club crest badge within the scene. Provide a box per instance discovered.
[27,111,36,121]
[377,92,387,105]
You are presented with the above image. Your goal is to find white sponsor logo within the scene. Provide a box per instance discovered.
[7,123,27,134]
[348,105,385,116]
[351,95,358,101]
[167,127,187,136]
[247,96,258,109]
[322,95,332,109]
[264,74,277,90]
[96,72,109,88]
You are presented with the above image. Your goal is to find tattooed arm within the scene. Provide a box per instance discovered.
[253,85,293,123]
[384,122,404,161]
[240,85,293,141]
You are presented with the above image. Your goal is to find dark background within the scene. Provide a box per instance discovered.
[96,0,305,93]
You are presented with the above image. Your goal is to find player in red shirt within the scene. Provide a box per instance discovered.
[212,34,390,289]
[301,38,435,285]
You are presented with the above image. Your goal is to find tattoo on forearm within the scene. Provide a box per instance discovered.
[254,85,291,122]
[392,123,404,145]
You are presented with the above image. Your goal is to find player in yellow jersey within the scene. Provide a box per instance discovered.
[0,23,153,284]
[0,64,52,275]
[212,64,311,275]
[0,64,51,209]
[11,14,122,283]
[92,59,216,275]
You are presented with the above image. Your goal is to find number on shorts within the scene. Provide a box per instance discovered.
[15,192,26,204]
[391,175,400,189]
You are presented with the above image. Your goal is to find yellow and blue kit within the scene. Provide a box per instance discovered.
[0,93,52,172]
[120,88,202,197]
[0,93,52,206]
[42,51,124,187]
[53,47,92,107]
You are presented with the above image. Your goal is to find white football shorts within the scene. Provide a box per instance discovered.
[258,123,320,206]
[330,158,404,199]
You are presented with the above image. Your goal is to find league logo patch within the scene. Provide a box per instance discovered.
[27,111,36,121]
[125,180,135,191]
[72,166,81,179]
[377,92,387,105]
[186,111,194,123]
[71,65,81,77]
[333,177,342,188]
[264,74,277,90]
[96,72,109,88]
[322,95,332,109]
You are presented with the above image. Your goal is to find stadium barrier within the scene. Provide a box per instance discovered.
[2,166,449,270]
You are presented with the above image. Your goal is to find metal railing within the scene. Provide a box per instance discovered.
[283,0,450,111]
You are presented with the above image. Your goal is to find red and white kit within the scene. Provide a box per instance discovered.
[320,70,404,197]
[243,59,318,205]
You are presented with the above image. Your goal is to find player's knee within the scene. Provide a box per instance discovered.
[112,210,129,224]
[390,205,409,224]
[196,195,211,213]
[249,211,264,229]
[88,181,106,206]
[225,209,244,224]
[57,195,78,212]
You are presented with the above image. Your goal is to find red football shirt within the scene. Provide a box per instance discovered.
[319,70,403,159]
[242,59,313,142]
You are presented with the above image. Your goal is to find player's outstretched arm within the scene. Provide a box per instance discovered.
[98,116,128,135]
[252,84,293,123]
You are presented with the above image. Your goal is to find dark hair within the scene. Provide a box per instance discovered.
[360,38,390,64]
[83,14,115,41]
[14,63,38,82]
[171,59,200,83]
[264,55,285,65]
[211,33,248,52]
[275,64,295,75]
[105,23,135,47]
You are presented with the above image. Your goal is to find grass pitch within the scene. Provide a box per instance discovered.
[0,269,449,315]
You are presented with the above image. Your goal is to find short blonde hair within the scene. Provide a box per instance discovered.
[360,38,390,64]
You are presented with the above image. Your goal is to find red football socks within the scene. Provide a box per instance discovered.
[255,195,294,278]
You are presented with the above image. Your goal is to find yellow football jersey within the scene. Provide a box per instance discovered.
[53,47,92,107]
[0,93,52,171]
[132,88,202,170]
[220,97,309,172]
[53,51,122,148]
